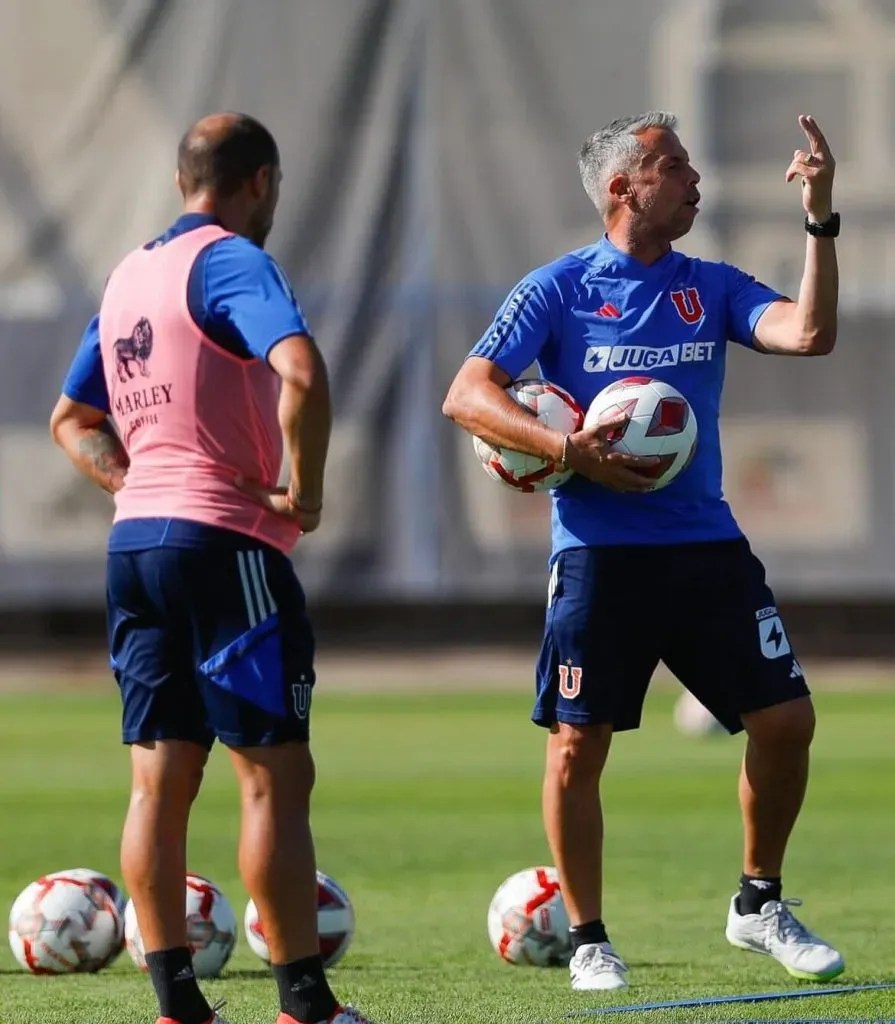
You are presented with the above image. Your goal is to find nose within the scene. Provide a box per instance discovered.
[689,165,701,185]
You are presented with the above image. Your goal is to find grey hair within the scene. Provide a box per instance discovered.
[578,111,679,216]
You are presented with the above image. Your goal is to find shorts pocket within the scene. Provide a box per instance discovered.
[199,613,285,716]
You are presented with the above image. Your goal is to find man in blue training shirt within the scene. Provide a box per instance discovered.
[51,114,376,1024]
[443,112,842,991]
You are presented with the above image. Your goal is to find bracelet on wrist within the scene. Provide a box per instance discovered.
[560,434,571,469]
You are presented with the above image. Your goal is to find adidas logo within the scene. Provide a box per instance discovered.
[291,974,318,992]
[172,965,195,983]
[747,879,775,890]
[595,303,621,318]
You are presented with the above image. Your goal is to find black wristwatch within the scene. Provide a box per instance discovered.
[804,212,840,238]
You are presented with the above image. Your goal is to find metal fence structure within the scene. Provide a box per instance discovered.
[0,0,891,609]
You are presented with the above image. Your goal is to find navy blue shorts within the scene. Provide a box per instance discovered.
[107,544,315,749]
[534,539,809,734]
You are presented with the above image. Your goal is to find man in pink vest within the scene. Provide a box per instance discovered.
[50,113,374,1024]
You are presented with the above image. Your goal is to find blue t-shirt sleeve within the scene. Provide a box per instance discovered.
[203,238,311,361]
[61,315,111,414]
[724,263,786,348]
[468,277,555,379]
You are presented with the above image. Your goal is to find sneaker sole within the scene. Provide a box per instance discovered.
[727,937,845,982]
[783,960,846,982]
[570,981,629,992]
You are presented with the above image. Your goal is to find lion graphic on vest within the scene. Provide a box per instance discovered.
[114,317,153,383]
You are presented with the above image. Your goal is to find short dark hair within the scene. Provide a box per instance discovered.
[177,113,279,197]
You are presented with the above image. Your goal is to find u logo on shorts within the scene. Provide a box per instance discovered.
[558,663,582,699]
[292,681,311,719]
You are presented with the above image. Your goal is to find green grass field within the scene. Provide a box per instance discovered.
[1,683,894,1024]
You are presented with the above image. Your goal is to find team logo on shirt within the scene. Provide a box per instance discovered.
[113,317,154,383]
[670,287,705,325]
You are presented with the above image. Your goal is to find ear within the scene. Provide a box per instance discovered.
[607,172,632,206]
[174,169,183,195]
[249,164,271,199]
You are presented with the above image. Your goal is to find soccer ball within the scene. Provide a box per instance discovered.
[583,376,697,490]
[244,871,355,968]
[473,379,584,492]
[124,873,237,978]
[50,868,127,965]
[9,869,125,973]
[487,866,572,967]
[673,690,725,736]
[58,868,127,917]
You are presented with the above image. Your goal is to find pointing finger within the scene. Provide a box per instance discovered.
[799,114,830,156]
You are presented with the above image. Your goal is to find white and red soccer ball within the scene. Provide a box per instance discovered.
[8,868,126,974]
[244,870,355,968]
[124,873,237,979]
[473,379,584,492]
[487,866,571,967]
[584,376,698,490]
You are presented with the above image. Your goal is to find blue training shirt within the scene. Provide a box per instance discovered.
[469,235,784,556]
[61,213,311,551]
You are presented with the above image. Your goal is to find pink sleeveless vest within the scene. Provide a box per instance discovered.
[98,225,301,553]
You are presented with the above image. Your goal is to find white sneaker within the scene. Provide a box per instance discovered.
[569,942,629,991]
[725,895,844,981]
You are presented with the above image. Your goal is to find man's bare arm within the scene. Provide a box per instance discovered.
[50,396,129,494]
[442,357,566,461]
[268,333,332,513]
[753,115,838,357]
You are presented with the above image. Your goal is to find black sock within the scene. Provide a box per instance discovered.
[569,919,609,953]
[273,953,339,1023]
[145,947,212,1024]
[736,874,782,916]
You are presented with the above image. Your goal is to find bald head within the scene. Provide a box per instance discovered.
[177,112,279,198]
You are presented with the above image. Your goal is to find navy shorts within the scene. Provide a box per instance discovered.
[534,539,809,734]
[107,544,315,749]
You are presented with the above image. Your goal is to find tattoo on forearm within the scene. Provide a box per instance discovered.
[77,426,129,493]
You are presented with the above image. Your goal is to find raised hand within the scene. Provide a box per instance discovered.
[785,114,835,223]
